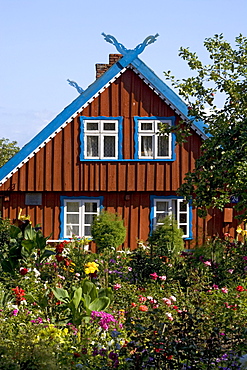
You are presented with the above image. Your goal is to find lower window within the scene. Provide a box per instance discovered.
[150,196,192,239]
[60,196,103,239]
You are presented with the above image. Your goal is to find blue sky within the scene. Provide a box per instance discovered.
[0,0,246,148]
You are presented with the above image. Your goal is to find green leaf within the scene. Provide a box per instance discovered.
[52,287,70,303]
[88,297,110,312]
[23,224,36,241]
[71,287,82,310]
[21,240,36,255]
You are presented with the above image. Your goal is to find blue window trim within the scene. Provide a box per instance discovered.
[134,116,176,161]
[59,195,104,240]
[79,116,123,161]
[150,195,193,240]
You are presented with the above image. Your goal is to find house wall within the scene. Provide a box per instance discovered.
[0,68,233,249]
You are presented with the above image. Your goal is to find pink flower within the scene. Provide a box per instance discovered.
[203,261,212,266]
[243,256,247,261]
[221,287,228,294]
[162,298,172,306]
[228,269,234,274]
[165,312,173,321]
[159,275,167,281]
[212,284,219,290]
[139,295,147,302]
[113,284,121,290]
[150,272,158,280]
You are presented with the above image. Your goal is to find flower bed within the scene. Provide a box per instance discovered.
[0,218,247,369]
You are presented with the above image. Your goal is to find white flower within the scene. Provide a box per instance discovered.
[169,295,176,302]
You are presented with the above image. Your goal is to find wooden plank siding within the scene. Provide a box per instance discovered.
[0,68,220,249]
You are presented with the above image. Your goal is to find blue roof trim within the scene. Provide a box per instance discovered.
[0,50,207,183]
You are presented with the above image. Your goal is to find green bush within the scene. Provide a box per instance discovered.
[148,215,184,259]
[91,211,126,252]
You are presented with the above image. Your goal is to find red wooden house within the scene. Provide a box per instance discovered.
[0,34,236,249]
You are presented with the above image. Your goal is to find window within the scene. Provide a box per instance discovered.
[60,196,103,239]
[150,196,192,239]
[80,117,123,160]
[134,117,175,160]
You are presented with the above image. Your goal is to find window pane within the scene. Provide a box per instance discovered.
[87,136,98,157]
[87,122,98,131]
[179,201,187,212]
[157,135,169,157]
[104,136,115,157]
[141,122,153,131]
[66,225,79,236]
[156,201,168,212]
[85,214,94,224]
[67,214,79,224]
[84,226,91,236]
[67,202,80,212]
[156,213,166,223]
[85,202,98,213]
[180,225,187,235]
[141,136,153,156]
[179,214,187,223]
[104,122,115,131]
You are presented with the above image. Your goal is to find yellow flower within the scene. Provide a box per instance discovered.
[237,226,243,234]
[84,261,99,274]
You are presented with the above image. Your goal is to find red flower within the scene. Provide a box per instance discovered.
[56,243,64,254]
[138,305,148,312]
[64,258,71,267]
[131,303,137,307]
[20,267,28,276]
[236,285,245,292]
[55,255,64,262]
[12,286,26,305]
[73,353,81,358]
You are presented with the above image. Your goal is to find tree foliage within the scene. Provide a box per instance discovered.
[0,138,19,168]
[164,34,247,219]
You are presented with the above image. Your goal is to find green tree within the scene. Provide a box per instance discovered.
[164,34,247,219]
[0,138,19,167]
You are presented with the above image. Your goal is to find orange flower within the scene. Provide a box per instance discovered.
[138,305,148,312]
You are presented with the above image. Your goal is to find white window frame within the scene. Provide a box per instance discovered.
[84,119,118,159]
[153,198,190,238]
[63,198,100,238]
[138,119,172,159]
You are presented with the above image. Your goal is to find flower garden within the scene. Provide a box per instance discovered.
[0,214,247,369]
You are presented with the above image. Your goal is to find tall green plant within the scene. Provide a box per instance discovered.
[148,215,184,259]
[91,211,126,252]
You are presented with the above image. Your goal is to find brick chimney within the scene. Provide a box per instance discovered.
[95,54,123,79]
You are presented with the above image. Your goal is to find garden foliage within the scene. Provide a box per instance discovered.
[0,215,247,369]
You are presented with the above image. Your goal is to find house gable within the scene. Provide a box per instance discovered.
[0,34,206,187]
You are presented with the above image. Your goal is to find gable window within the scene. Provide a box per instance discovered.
[80,117,123,160]
[60,196,103,239]
[150,196,192,239]
[134,116,175,160]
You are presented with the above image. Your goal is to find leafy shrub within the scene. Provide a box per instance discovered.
[148,215,184,259]
[91,211,126,252]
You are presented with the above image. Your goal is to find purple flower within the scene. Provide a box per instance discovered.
[91,311,117,331]
[10,309,19,316]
